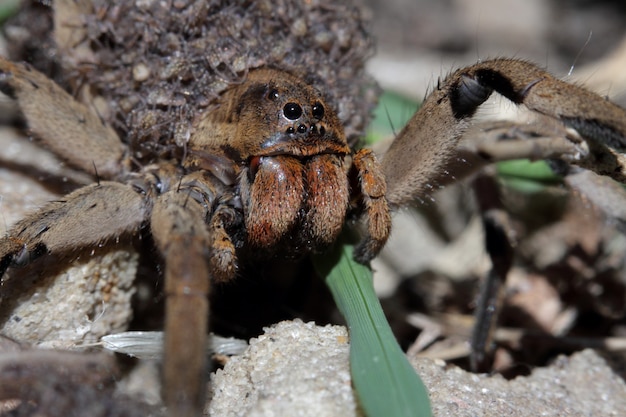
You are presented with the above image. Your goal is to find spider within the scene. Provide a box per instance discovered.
[1,1,626,417]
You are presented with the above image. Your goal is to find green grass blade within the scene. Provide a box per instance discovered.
[365,91,420,145]
[0,0,19,24]
[314,238,431,417]
[496,159,563,193]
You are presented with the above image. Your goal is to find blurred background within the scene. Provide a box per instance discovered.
[365,0,626,104]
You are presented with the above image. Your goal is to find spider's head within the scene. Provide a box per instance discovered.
[191,68,350,163]
[234,68,349,157]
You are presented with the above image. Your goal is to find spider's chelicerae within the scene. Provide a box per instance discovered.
[1,1,626,416]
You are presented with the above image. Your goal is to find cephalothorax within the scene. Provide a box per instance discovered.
[2,1,626,417]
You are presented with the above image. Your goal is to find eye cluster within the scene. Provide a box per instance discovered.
[281,101,325,121]
[266,87,328,136]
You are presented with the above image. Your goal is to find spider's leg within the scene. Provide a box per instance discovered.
[467,59,626,148]
[0,57,128,179]
[0,182,149,276]
[151,170,241,416]
[206,203,240,283]
[382,58,626,208]
[150,188,216,417]
[351,149,391,263]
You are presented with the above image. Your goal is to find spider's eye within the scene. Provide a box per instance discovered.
[312,102,324,120]
[268,89,280,100]
[283,102,303,120]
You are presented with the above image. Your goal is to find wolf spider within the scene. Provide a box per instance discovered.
[2,7,626,417]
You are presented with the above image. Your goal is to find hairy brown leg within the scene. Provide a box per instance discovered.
[352,148,391,263]
[0,182,149,276]
[207,204,240,283]
[383,58,626,207]
[468,59,626,147]
[0,57,128,179]
[150,190,212,417]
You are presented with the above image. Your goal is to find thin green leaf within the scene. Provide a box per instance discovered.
[497,159,562,193]
[365,91,420,145]
[497,159,561,181]
[314,235,431,417]
[0,0,19,24]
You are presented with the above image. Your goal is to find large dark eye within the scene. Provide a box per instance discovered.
[312,102,324,120]
[283,102,303,120]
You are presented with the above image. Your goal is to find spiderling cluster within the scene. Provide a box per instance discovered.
[4,0,378,164]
